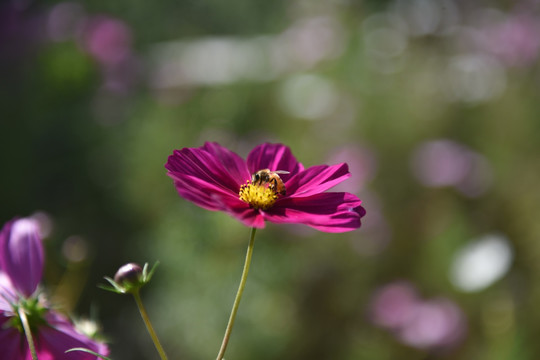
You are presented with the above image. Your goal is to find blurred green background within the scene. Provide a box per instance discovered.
[2,0,540,359]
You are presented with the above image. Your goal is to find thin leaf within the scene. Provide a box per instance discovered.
[66,347,113,360]
[98,277,125,294]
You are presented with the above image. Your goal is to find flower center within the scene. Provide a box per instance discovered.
[239,180,278,210]
[9,297,47,333]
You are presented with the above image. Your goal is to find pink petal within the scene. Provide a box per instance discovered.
[246,143,303,182]
[35,312,109,360]
[201,142,251,185]
[0,218,44,297]
[166,143,252,212]
[166,144,249,194]
[265,193,365,232]
[171,173,266,228]
[0,272,17,311]
[0,317,25,360]
[171,174,242,211]
[286,163,351,197]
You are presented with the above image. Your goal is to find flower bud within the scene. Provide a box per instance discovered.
[0,217,44,297]
[114,263,143,292]
[102,261,158,295]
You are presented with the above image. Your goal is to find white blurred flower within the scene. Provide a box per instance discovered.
[450,233,513,292]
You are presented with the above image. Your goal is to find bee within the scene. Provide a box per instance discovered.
[252,169,290,195]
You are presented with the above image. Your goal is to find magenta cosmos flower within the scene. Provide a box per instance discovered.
[0,217,109,360]
[165,142,366,232]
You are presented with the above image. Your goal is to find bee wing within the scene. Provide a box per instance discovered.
[273,170,290,174]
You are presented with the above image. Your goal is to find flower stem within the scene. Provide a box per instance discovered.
[216,227,257,360]
[18,307,38,360]
[132,290,169,360]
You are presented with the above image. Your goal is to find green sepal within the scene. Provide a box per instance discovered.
[98,277,127,294]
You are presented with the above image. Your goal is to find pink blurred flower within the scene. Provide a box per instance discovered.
[0,217,108,360]
[481,14,540,67]
[327,144,377,193]
[80,15,140,94]
[370,281,418,329]
[411,139,492,197]
[82,16,132,66]
[370,281,466,350]
[398,298,466,349]
[165,142,365,232]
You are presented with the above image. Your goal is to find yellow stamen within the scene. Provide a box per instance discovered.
[239,181,278,210]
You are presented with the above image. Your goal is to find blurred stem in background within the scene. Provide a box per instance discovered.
[216,227,257,360]
[133,289,169,360]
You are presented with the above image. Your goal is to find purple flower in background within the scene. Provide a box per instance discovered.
[79,15,140,94]
[0,217,108,360]
[398,298,466,350]
[410,139,492,197]
[480,13,540,67]
[82,16,132,66]
[326,144,377,194]
[166,142,365,232]
[370,281,418,330]
[370,281,466,350]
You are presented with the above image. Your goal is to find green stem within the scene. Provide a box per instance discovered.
[216,227,257,360]
[19,307,38,360]
[132,290,169,360]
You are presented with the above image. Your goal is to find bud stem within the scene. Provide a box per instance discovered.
[19,307,38,360]
[132,290,169,360]
[216,227,257,360]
